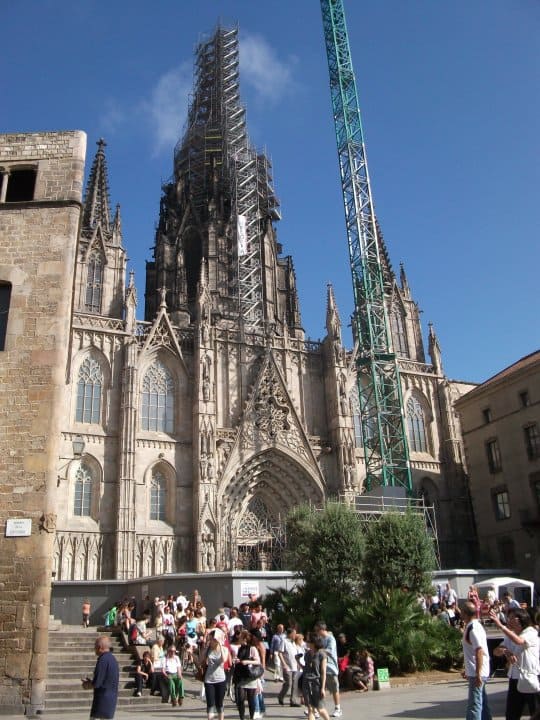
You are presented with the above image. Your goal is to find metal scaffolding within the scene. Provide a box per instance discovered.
[173,26,279,331]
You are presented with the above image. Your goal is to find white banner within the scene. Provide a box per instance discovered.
[237,214,247,256]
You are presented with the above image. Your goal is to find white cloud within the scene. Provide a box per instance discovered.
[240,33,295,104]
[141,62,192,156]
[99,99,127,135]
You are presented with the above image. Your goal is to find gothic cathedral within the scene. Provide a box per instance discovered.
[53,27,476,581]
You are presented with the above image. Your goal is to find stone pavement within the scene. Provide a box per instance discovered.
[15,675,509,719]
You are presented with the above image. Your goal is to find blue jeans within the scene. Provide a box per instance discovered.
[466,677,492,720]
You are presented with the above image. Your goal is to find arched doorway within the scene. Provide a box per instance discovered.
[218,448,324,570]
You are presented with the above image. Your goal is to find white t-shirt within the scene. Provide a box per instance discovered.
[462,620,490,679]
[517,626,540,676]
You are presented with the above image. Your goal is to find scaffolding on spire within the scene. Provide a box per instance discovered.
[173,26,280,331]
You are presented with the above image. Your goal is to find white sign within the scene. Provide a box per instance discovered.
[237,214,248,256]
[240,581,260,599]
[5,518,32,537]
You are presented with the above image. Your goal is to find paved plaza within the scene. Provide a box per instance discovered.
[12,676,509,720]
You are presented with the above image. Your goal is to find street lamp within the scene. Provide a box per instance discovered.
[72,435,85,458]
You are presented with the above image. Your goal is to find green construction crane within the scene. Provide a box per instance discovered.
[320,0,412,492]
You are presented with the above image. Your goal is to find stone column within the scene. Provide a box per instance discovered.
[115,339,138,579]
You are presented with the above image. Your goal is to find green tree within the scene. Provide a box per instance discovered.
[362,511,436,594]
[284,501,365,625]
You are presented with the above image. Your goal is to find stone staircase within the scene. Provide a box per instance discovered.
[46,625,171,714]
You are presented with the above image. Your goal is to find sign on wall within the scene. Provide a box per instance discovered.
[240,581,260,599]
[5,518,32,537]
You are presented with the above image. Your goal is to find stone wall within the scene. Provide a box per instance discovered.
[0,131,85,715]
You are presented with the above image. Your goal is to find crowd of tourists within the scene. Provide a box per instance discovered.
[88,583,540,720]
[95,589,376,719]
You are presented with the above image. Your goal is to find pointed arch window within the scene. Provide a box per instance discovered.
[150,469,166,521]
[141,362,174,432]
[73,464,93,516]
[407,396,428,452]
[391,311,409,357]
[76,357,103,424]
[85,250,104,313]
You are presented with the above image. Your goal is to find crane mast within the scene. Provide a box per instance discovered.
[320,0,412,492]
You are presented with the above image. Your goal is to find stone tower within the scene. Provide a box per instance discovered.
[0,131,86,714]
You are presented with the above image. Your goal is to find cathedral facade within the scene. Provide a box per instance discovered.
[52,26,476,582]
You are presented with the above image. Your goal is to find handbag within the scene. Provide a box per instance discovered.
[246,663,264,680]
[195,660,207,683]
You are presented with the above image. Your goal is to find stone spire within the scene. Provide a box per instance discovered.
[374,218,394,291]
[112,203,123,242]
[428,322,443,375]
[399,262,411,298]
[326,283,341,340]
[82,139,111,233]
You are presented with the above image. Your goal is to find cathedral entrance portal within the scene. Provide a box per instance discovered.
[220,449,324,571]
[235,496,286,570]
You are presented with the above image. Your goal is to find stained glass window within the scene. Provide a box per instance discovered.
[150,470,166,521]
[74,464,92,516]
[85,250,104,313]
[76,357,102,424]
[407,396,428,452]
[141,362,174,432]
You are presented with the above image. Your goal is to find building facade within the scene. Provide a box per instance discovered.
[50,27,476,580]
[0,131,86,714]
[455,351,540,586]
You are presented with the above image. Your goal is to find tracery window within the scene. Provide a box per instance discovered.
[407,396,428,452]
[85,250,104,313]
[73,464,93,516]
[141,362,174,432]
[150,469,166,521]
[76,357,103,424]
[391,311,409,357]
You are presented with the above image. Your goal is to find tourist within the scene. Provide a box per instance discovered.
[461,601,492,720]
[270,623,285,681]
[203,630,230,720]
[315,622,342,718]
[233,629,261,720]
[162,645,184,707]
[490,607,539,718]
[82,599,91,628]
[277,627,300,707]
[82,636,119,720]
[134,650,153,697]
[301,634,330,720]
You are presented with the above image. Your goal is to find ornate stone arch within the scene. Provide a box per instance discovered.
[217,447,324,570]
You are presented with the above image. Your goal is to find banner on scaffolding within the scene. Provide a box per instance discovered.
[237,214,248,256]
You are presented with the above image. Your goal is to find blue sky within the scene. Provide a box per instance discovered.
[3,0,539,383]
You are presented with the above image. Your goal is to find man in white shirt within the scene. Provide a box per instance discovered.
[278,628,301,707]
[227,607,244,641]
[461,601,492,720]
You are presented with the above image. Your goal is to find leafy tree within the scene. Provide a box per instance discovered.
[284,501,365,626]
[362,511,436,594]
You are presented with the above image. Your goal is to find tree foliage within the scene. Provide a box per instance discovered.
[260,502,461,675]
[344,589,462,673]
[286,502,364,596]
[362,511,437,595]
